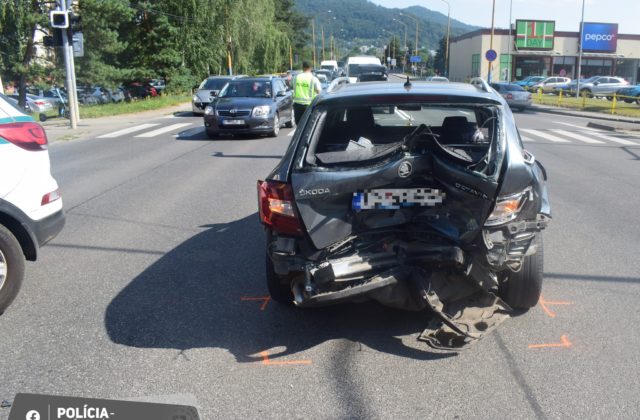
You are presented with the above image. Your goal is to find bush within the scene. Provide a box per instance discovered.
[165,67,198,96]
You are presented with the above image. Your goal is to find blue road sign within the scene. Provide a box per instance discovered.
[409,55,422,63]
[485,49,497,62]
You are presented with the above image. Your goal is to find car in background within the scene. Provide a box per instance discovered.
[0,93,65,314]
[346,56,382,83]
[124,82,156,100]
[313,69,334,82]
[616,84,640,104]
[519,76,546,91]
[192,76,239,115]
[578,76,629,98]
[490,82,532,112]
[552,78,586,95]
[354,64,388,82]
[203,76,294,139]
[315,73,330,91]
[531,76,571,94]
[149,79,166,95]
[425,76,449,82]
[7,94,56,121]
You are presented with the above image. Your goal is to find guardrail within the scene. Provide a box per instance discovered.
[532,89,640,117]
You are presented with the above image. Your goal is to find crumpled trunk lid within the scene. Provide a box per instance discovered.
[292,152,499,250]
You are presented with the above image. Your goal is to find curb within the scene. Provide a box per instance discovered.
[531,105,640,128]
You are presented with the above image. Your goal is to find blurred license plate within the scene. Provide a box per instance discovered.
[352,188,444,210]
[222,119,245,125]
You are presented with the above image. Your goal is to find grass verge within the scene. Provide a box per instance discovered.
[533,94,640,118]
[78,95,191,119]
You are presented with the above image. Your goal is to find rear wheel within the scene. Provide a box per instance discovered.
[0,225,25,315]
[265,253,294,305]
[500,234,544,309]
[580,89,592,98]
[269,113,280,137]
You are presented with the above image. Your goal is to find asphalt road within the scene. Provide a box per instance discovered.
[1,104,639,419]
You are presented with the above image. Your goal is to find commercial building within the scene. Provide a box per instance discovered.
[448,21,640,84]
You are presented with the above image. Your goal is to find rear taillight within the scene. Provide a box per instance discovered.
[41,189,61,205]
[258,180,303,236]
[33,101,46,106]
[0,122,48,151]
[506,93,514,100]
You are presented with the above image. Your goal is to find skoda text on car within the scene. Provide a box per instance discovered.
[203,77,294,139]
[257,78,551,349]
[0,93,65,314]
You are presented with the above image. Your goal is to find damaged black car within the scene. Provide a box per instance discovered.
[257,79,551,349]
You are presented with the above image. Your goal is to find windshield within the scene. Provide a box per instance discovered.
[321,65,334,71]
[218,81,272,98]
[200,78,231,90]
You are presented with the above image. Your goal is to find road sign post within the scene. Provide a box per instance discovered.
[485,49,497,83]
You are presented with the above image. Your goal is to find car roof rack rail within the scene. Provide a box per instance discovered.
[470,77,491,93]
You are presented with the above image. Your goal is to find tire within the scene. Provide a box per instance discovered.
[285,113,295,129]
[580,89,592,98]
[38,114,47,122]
[0,225,25,315]
[636,96,640,105]
[606,96,613,101]
[500,234,544,309]
[265,253,294,304]
[269,113,280,137]
[205,130,218,139]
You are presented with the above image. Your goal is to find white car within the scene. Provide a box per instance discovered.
[531,77,571,94]
[0,93,65,314]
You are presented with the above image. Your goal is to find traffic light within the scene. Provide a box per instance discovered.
[69,13,82,33]
[49,10,69,28]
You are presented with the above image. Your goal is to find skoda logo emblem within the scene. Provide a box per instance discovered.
[398,161,412,178]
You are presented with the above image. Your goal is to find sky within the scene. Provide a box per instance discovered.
[370,0,640,35]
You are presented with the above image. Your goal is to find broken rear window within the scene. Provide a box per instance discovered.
[302,103,502,179]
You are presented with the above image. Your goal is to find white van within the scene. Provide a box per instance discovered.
[346,56,383,83]
[320,60,338,72]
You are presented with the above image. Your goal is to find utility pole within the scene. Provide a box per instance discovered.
[440,0,451,77]
[487,0,496,82]
[507,0,513,82]
[576,0,586,98]
[289,44,293,70]
[312,19,316,68]
[321,26,325,62]
[55,0,78,129]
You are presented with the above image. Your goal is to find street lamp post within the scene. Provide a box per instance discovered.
[438,0,451,77]
[575,0,586,98]
[487,0,496,82]
[400,13,419,56]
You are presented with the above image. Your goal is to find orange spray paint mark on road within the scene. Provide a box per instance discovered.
[240,296,271,310]
[539,295,573,318]
[528,335,572,349]
[259,351,312,366]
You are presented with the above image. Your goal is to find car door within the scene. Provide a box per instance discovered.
[275,80,292,122]
[593,77,608,95]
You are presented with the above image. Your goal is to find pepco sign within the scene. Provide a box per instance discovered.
[581,22,618,52]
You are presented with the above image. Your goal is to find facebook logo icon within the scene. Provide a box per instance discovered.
[25,410,40,420]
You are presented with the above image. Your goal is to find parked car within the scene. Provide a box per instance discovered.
[258,78,550,350]
[490,82,532,111]
[8,94,56,121]
[203,76,294,138]
[578,76,629,98]
[192,76,238,115]
[124,82,155,100]
[313,69,334,82]
[515,76,545,91]
[616,84,640,104]
[148,79,166,95]
[0,94,65,314]
[552,78,586,95]
[531,76,571,94]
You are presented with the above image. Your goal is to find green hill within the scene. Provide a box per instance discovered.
[294,0,479,52]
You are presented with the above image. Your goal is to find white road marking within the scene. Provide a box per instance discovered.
[135,123,192,138]
[520,129,571,143]
[549,129,604,144]
[587,132,638,146]
[395,109,411,120]
[521,136,535,142]
[287,130,295,137]
[97,123,160,138]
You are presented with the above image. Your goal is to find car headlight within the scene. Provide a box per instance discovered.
[485,189,530,226]
[204,106,214,116]
[192,95,199,102]
[253,105,270,117]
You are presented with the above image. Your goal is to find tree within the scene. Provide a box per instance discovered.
[433,36,446,76]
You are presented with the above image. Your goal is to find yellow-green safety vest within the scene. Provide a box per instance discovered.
[292,72,317,105]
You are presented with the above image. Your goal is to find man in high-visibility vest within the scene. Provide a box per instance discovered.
[291,61,321,124]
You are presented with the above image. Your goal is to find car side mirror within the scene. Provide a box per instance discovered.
[210,91,218,97]
[276,90,286,97]
[593,82,599,86]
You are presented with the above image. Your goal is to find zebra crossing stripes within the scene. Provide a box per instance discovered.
[520,129,571,143]
[135,123,192,138]
[549,129,604,144]
[97,123,160,138]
